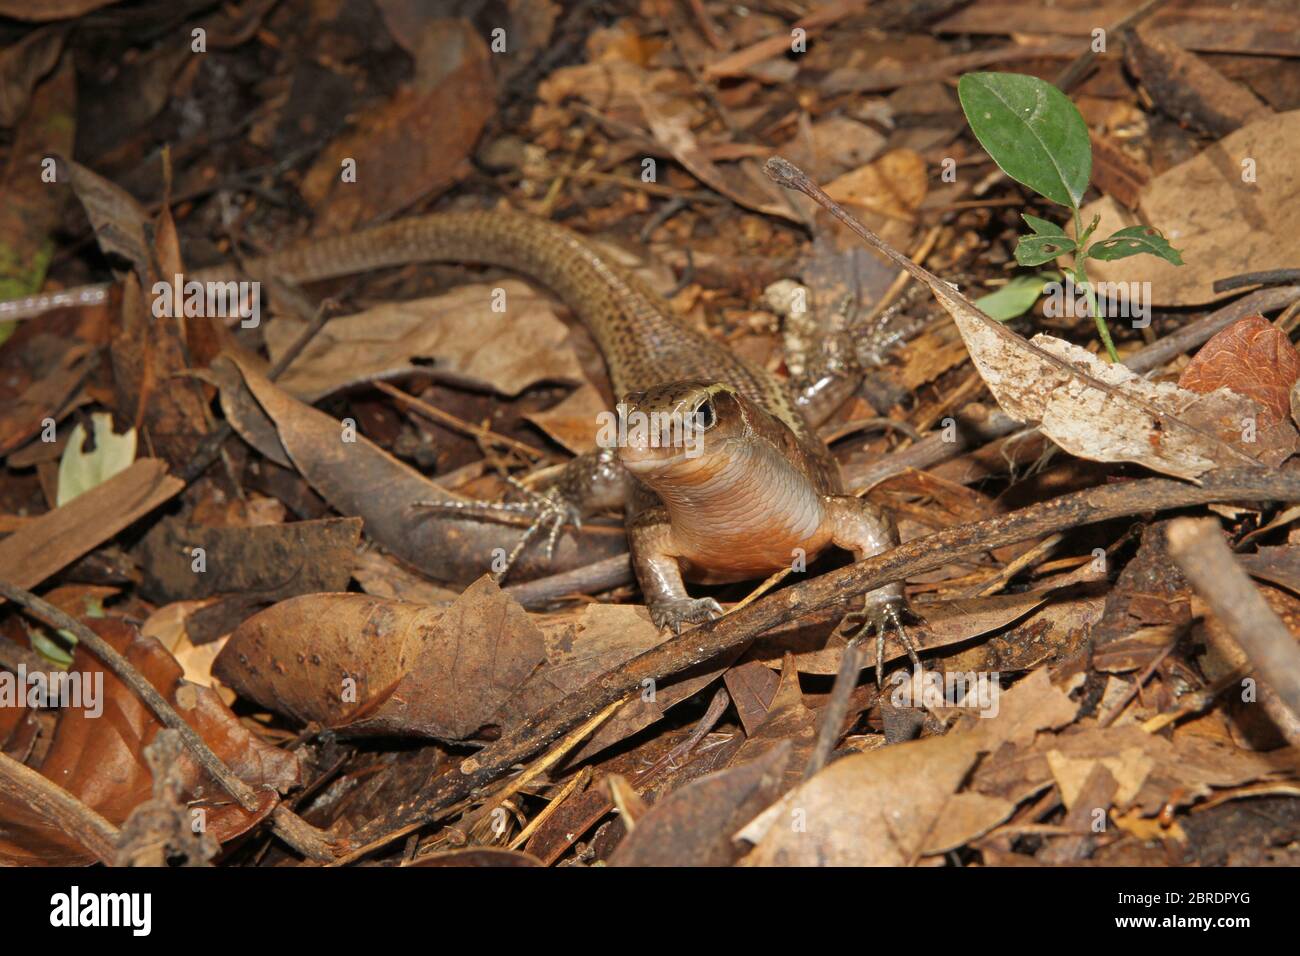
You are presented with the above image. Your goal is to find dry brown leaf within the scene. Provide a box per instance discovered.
[0,458,182,594]
[0,618,299,865]
[724,659,781,736]
[264,282,584,401]
[524,382,607,454]
[739,732,997,865]
[301,18,494,233]
[641,95,801,222]
[737,670,1075,864]
[721,654,817,796]
[213,579,544,741]
[824,149,927,223]
[973,723,1300,820]
[607,741,792,867]
[1081,110,1300,306]
[1178,315,1300,427]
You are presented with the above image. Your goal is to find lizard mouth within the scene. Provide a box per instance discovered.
[618,443,690,475]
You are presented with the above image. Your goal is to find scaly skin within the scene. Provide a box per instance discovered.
[200,211,908,639]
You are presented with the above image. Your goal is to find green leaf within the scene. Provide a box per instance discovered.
[1021,213,1066,237]
[56,412,137,506]
[974,272,1058,321]
[29,628,74,667]
[1086,225,1185,265]
[1015,233,1077,266]
[958,72,1092,208]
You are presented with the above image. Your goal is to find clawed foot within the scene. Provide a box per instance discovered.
[412,481,582,583]
[840,595,922,688]
[650,597,725,635]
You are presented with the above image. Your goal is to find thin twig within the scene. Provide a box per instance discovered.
[1213,269,1300,294]
[1166,518,1300,721]
[803,636,867,780]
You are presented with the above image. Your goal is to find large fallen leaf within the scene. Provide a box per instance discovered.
[0,618,300,866]
[1017,335,1290,476]
[210,354,626,585]
[264,281,584,401]
[301,18,493,233]
[1080,110,1300,306]
[213,579,545,741]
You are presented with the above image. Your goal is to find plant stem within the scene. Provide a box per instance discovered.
[1071,206,1119,362]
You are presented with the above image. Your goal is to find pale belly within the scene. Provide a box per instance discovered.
[676,523,835,584]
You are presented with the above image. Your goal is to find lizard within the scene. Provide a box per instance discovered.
[10,208,921,678]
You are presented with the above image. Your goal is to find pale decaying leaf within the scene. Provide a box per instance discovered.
[796,187,1281,480]
[56,411,137,506]
[1020,334,1290,478]
[943,289,1269,480]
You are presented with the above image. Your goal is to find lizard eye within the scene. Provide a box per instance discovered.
[696,399,716,429]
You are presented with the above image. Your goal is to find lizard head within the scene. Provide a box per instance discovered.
[612,380,753,483]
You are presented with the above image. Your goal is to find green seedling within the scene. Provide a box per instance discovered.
[958,71,1183,360]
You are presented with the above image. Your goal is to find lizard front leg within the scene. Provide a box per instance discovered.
[822,494,920,686]
[628,506,724,634]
